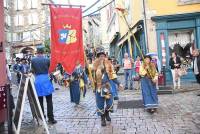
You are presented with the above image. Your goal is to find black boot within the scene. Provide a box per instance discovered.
[48,117,57,124]
[101,114,106,126]
[105,110,111,121]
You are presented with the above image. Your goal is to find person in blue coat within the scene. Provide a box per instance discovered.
[31,48,57,124]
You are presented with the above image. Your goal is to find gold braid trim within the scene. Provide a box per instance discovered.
[96,108,105,114]
[106,100,114,111]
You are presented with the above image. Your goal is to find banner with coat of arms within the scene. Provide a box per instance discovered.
[49,6,84,74]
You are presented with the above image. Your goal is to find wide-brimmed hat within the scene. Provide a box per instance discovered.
[96,47,106,57]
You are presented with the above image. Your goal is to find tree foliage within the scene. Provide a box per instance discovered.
[44,39,50,53]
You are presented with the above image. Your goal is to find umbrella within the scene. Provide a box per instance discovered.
[146,52,158,57]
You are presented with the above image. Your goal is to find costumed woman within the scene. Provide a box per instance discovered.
[139,55,159,113]
[92,47,114,126]
[69,61,87,105]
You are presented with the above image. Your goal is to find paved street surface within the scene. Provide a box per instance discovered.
[8,81,199,134]
[1,74,200,134]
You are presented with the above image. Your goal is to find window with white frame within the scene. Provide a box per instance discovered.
[17,32,23,41]
[4,0,8,8]
[27,0,38,9]
[14,0,23,10]
[32,30,41,40]
[23,32,31,41]
[14,15,24,26]
[28,13,39,25]
[13,33,17,41]
[6,32,12,42]
[41,11,46,23]
[5,15,11,26]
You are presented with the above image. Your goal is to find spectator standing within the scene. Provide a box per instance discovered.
[20,58,30,74]
[122,53,134,90]
[13,58,21,84]
[169,52,182,89]
[134,55,142,90]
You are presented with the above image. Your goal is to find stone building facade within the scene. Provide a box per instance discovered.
[4,0,53,60]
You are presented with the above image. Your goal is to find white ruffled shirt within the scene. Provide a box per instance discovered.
[194,57,199,75]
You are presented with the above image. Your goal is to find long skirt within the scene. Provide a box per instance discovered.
[69,80,80,104]
[141,77,158,109]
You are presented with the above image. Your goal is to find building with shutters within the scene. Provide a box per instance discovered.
[83,14,102,49]
[4,0,53,60]
[100,0,120,59]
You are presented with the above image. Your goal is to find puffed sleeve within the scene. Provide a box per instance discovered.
[153,72,159,81]
[139,65,147,77]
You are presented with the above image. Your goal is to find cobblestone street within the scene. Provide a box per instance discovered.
[10,81,199,134]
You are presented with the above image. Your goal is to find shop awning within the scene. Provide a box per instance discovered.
[117,28,137,47]
[116,20,143,47]
[110,32,120,45]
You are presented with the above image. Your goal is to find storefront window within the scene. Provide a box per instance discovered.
[168,29,194,69]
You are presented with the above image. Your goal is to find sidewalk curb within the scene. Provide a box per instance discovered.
[157,86,200,95]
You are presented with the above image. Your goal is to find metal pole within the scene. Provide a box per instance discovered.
[44,0,49,41]
[142,0,149,53]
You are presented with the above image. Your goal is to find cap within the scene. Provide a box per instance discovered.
[37,47,44,54]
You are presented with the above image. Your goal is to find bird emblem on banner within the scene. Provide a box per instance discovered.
[59,24,77,45]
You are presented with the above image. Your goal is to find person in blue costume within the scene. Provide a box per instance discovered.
[93,47,114,127]
[31,48,57,124]
[69,61,88,104]
[139,55,159,114]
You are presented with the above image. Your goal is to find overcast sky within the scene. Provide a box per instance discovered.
[53,0,103,15]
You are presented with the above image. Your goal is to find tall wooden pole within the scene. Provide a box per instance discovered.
[117,9,144,60]
[142,0,149,52]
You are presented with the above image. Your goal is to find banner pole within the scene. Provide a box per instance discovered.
[41,3,85,7]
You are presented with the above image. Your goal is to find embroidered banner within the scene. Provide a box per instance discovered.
[49,6,84,74]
